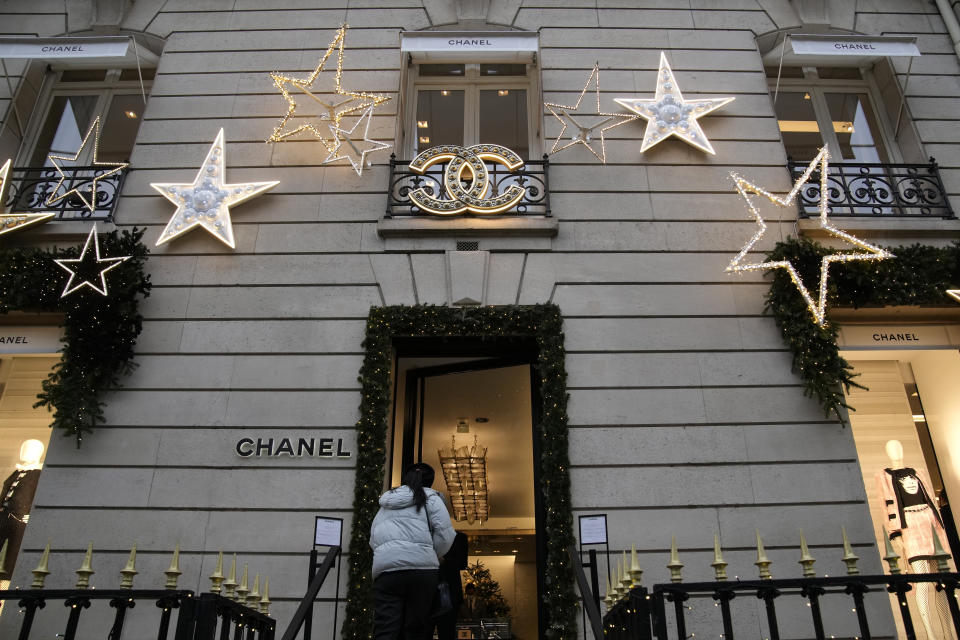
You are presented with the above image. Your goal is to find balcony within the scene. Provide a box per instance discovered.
[385,154,550,218]
[788,158,954,218]
[4,165,127,222]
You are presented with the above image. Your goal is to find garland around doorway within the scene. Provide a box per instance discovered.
[343,304,578,640]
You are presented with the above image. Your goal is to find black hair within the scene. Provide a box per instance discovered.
[402,462,435,512]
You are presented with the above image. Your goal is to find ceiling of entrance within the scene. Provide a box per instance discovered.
[0,357,58,477]
[419,364,536,526]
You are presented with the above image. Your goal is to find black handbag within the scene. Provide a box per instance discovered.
[423,500,454,618]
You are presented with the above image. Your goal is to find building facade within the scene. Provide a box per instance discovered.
[0,1,959,638]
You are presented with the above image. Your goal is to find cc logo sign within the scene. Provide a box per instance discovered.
[408,144,526,215]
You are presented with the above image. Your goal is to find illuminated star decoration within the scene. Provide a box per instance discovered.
[614,51,734,154]
[54,224,129,297]
[45,116,128,212]
[0,159,55,236]
[726,146,893,326]
[543,63,638,163]
[948,290,960,303]
[324,105,391,176]
[268,23,390,154]
[151,129,278,249]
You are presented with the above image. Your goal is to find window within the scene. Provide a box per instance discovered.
[766,66,896,163]
[23,67,154,167]
[407,63,535,158]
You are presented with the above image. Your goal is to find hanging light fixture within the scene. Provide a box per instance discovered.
[438,430,489,524]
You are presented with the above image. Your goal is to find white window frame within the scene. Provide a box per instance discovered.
[18,68,151,167]
[403,62,540,158]
[769,66,902,164]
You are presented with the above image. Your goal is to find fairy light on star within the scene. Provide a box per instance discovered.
[151,129,278,249]
[45,116,128,212]
[0,159,55,236]
[726,146,893,326]
[948,290,960,303]
[323,105,392,176]
[54,224,129,297]
[543,63,638,163]
[267,23,390,154]
[614,51,734,155]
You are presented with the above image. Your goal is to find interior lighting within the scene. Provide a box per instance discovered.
[439,433,488,524]
[777,120,853,133]
[124,110,138,119]
[417,120,429,128]
[441,90,450,96]
[419,136,430,144]
[498,90,509,96]
[912,414,926,422]
[804,92,811,100]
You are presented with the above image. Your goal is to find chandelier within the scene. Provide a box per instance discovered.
[438,432,489,524]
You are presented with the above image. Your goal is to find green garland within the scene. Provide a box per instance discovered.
[765,238,960,420]
[0,228,152,447]
[343,304,577,640]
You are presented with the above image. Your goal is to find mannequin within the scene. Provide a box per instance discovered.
[876,439,954,640]
[0,440,44,577]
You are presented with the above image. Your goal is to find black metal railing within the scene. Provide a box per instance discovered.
[570,545,604,640]
[0,588,275,640]
[385,154,550,218]
[4,165,127,222]
[787,158,954,218]
[603,573,960,640]
[280,545,339,640]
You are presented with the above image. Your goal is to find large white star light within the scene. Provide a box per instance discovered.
[0,159,55,236]
[614,52,734,154]
[726,146,893,326]
[324,105,391,176]
[54,224,129,297]
[543,63,638,163]
[151,129,278,249]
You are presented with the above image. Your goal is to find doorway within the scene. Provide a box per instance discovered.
[389,347,543,640]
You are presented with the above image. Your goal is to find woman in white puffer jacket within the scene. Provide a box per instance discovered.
[370,463,456,640]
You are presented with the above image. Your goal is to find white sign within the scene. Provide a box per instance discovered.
[0,37,130,59]
[790,35,920,58]
[0,326,62,354]
[839,325,953,349]
[578,514,608,545]
[402,32,538,53]
[314,516,343,547]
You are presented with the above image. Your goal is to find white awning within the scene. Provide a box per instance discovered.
[400,31,538,63]
[0,36,156,68]
[763,34,920,67]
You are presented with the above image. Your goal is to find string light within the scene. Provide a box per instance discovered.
[53,224,129,297]
[725,146,893,326]
[267,24,390,154]
[151,129,279,249]
[543,63,638,163]
[323,106,391,176]
[0,159,55,236]
[614,51,734,155]
[44,116,128,212]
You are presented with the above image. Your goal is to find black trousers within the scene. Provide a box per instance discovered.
[373,569,439,640]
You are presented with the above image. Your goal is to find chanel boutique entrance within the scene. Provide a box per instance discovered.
[389,339,544,640]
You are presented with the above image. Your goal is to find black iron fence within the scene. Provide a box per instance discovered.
[787,158,954,218]
[604,574,960,640]
[4,165,127,222]
[385,154,550,218]
[0,589,274,640]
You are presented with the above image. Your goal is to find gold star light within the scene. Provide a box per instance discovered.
[726,146,893,326]
[323,106,392,176]
[614,51,734,155]
[54,224,129,297]
[151,129,278,249]
[948,290,960,303]
[45,116,128,211]
[268,24,390,153]
[0,159,55,236]
[543,63,638,163]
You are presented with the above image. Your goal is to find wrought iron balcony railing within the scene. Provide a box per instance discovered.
[787,158,955,218]
[4,165,127,222]
[386,154,550,218]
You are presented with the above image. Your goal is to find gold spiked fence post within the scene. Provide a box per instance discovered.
[666,536,683,583]
[209,550,225,594]
[754,530,772,579]
[0,539,8,580]
[119,543,138,589]
[165,543,183,589]
[798,530,816,577]
[31,543,51,588]
[619,551,632,595]
[224,554,238,600]
[629,544,643,587]
[75,542,95,589]
[840,527,859,576]
[247,574,261,609]
[259,576,271,615]
[711,533,728,581]
[881,527,901,575]
[236,564,249,602]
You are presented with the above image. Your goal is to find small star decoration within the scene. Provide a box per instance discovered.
[54,224,129,297]
[324,106,391,176]
[615,51,734,155]
[151,129,278,249]
[45,116,128,211]
[0,159,55,236]
[268,23,390,155]
[543,63,637,163]
[726,146,894,326]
